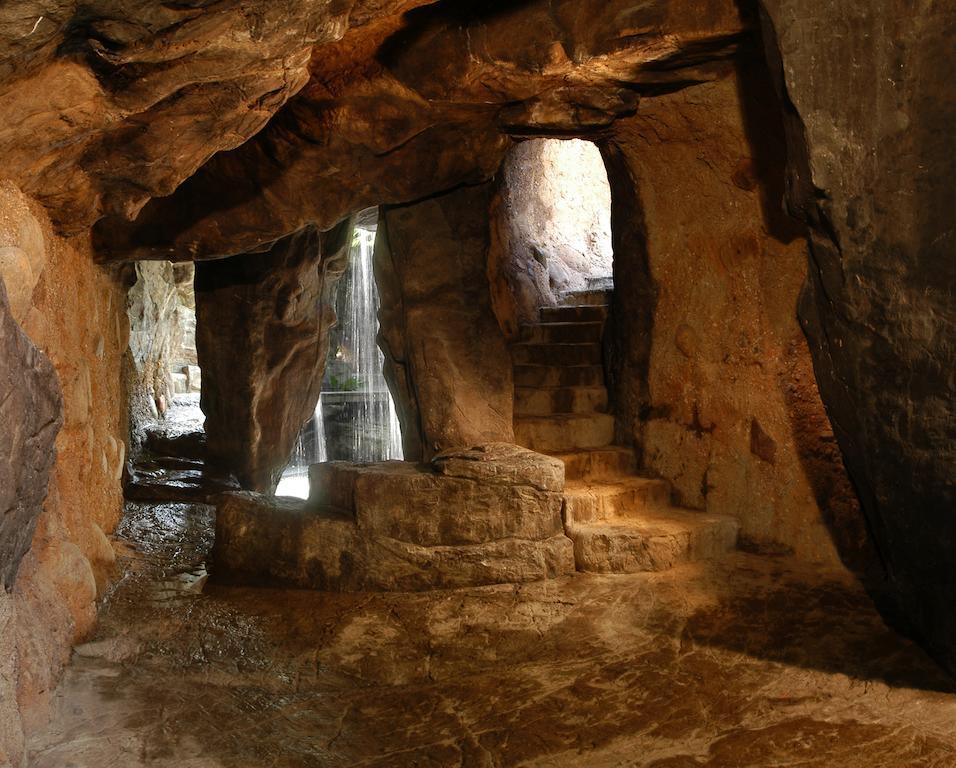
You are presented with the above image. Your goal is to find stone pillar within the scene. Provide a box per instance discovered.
[195,222,350,491]
[376,183,514,461]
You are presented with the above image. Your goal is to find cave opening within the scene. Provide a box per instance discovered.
[490,137,614,338]
[276,208,404,499]
[125,260,207,492]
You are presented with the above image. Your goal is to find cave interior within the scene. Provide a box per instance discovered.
[1,0,955,765]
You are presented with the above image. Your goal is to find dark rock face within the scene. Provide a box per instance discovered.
[195,223,350,492]
[757,2,956,669]
[376,184,514,461]
[0,280,62,589]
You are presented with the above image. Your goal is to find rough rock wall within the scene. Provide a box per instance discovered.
[195,223,350,492]
[0,0,399,233]
[605,68,869,568]
[95,0,748,262]
[757,1,956,668]
[0,182,126,766]
[488,139,613,337]
[377,184,514,461]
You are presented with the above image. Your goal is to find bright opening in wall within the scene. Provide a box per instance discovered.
[126,261,203,446]
[492,138,613,332]
[276,209,403,498]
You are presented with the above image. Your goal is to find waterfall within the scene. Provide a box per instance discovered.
[276,210,402,498]
[342,225,404,463]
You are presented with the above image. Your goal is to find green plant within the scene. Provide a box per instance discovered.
[328,374,363,391]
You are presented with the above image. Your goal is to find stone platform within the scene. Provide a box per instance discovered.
[212,443,575,590]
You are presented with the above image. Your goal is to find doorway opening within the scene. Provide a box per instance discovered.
[276,209,403,498]
[126,261,203,451]
[489,138,613,337]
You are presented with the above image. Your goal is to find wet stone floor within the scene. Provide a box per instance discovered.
[27,501,956,767]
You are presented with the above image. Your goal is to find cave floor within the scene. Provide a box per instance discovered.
[28,502,956,767]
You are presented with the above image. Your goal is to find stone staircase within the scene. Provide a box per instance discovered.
[513,288,739,573]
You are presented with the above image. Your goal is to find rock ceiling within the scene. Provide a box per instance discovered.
[0,0,751,261]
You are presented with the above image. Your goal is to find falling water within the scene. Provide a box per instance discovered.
[341,224,404,462]
[276,211,402,497]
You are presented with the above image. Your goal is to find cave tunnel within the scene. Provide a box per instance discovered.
[1,0,955,765]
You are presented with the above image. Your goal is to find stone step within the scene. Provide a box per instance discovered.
[514,413,615,452]
[514,364,604,388]
[514,385,608,416]
[539,304,607,323]
[568,509,739,573]
[563,477,672,524]
[521,321,604,344]
[513,342,602,366]
[558,288,611,307]
[550,446,636,481]
[584,275,614,292]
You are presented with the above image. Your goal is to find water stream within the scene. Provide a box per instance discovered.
[276,211,402,498]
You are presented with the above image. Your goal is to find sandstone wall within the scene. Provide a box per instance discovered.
[377,184,514,461]
[605,69,868,569]
[0,182,126,765]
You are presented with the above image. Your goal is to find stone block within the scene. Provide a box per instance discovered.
[217,444,575,590]
[213,491,575,591]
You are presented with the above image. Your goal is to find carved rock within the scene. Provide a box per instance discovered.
[376,184,514,461]
[195,223,350,491]
[213,444,574,590]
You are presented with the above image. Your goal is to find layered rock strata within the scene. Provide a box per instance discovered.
[212,444,574,590]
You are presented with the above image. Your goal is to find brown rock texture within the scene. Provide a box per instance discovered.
[213,444,573,590]
[0,279,61,588]
[27,499,956,767]
[377,184,514,460]
[0,0,390,233]
[756,1,956,669]
[0,0,952,759]
[94,0,749,262]
[602,65,868,568]
[0,182,126,765]
[195,223,350,492]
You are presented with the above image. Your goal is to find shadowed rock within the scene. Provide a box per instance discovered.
[0,279,62,589]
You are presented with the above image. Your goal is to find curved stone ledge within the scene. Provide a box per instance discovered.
[212,444,575,591]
